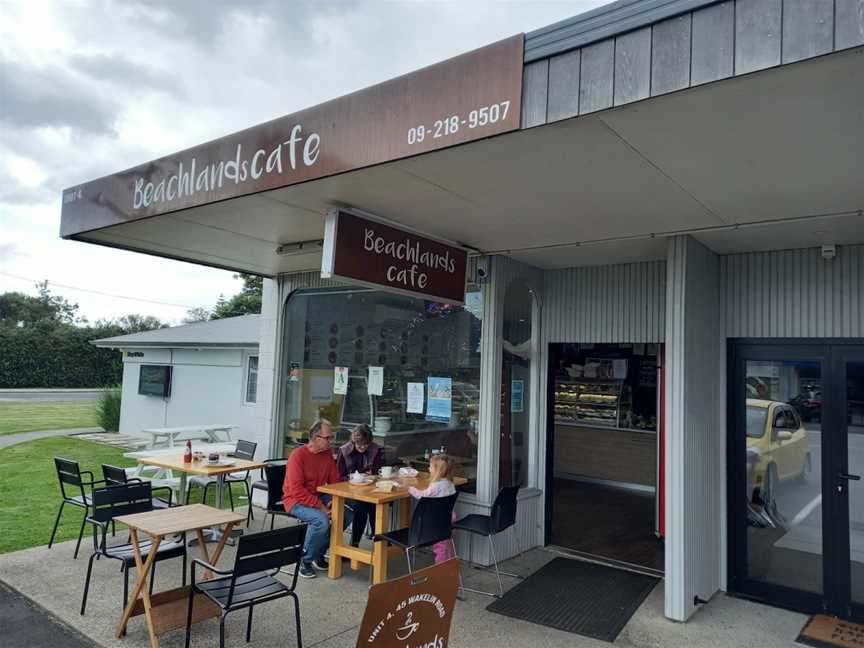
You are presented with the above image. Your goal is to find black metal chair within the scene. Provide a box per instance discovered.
[260,461,297,530]
[80,482,187,617]
[250,457,286,524]
[373,492,460,574]
[102,463,174,509]
[49,457,106,559]
[452,485,521,598]
[186,440,257,518]
[185,524,307,648]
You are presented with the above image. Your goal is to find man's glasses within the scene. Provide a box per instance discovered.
[319,435,335,442]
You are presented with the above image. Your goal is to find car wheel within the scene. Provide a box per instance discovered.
[763,463,779,506]
[798,453,812,482]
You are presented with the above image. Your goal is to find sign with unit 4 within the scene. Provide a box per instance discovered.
[321,211,468,304]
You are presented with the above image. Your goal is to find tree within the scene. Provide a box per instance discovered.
[210,273,262,319]
[95,314,166,333]
[0,281,82,328]
[183,307,211,323]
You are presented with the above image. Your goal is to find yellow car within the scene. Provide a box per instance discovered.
[746,399,811,504]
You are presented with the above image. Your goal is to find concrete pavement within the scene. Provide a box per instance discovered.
[0,388,106,402]
[0,519,809,648]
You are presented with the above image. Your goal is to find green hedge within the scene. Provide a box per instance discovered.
[0,324,125,388]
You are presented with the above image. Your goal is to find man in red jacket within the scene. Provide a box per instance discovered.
[283,419,342,578]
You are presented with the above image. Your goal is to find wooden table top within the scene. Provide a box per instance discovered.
[318,473,468,504]
[115,504,245,536]
[137,454,265,476]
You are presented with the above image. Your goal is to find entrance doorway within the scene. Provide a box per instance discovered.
[728,340,864,621]
[545,343,664,574]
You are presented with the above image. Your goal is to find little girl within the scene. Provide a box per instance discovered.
[409,454,456,563]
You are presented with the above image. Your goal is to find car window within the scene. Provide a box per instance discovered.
[747,406,768,438]
[773,410,788,429]
[787,408,801,429]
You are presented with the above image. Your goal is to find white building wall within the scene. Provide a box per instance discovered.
[119,347,261,449]
[664,235,722,621]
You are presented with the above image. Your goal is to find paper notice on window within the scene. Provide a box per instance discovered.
[368,366,384,396]
[613,359,628,379]
[334,366,349,395]
[426,377,452,423]
[407,382,425,414]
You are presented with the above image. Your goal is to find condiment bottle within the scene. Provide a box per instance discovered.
[183,439,192,463]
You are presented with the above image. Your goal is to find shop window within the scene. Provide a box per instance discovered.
[244,355,259,404]
[501,280,534,489]
[280,286,482,493]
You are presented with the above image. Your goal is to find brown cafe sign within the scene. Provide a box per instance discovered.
[321,211,468,305]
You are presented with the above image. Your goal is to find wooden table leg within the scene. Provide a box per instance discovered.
[195,528,214,580]
[399,496,412,528]
[372,502,390,585]
[209,522,235,566]
[328,496,344,579]
[115,529,161,648]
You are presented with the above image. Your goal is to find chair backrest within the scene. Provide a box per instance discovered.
[54,457,84,500]
[263,461,287,510]
[234,439,257,461]
[226,524,307,604]
[90,482,153,524]
[101,463,128,486]
[408,492,459,548]
[490,486,519,534]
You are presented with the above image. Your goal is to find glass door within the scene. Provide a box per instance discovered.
[833,346,864,621]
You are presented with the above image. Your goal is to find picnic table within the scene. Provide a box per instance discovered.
[142,424,237,448]
[114,504,245,648]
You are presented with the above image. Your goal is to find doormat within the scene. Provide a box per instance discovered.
[797,615,864,648]
[486,557,659,642]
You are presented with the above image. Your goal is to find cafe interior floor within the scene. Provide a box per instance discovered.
[550,478,664,573]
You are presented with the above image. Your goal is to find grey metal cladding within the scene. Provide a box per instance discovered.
[614,27,652,105]
[691,2,734,85]
[524,0,719,62]
[521,59,549,129]
[651,14,692,94]
[782,0,834,63]
[835,0,864,50]
[547,49,581,122]
[735,0,782,74]
[579,39,615,114]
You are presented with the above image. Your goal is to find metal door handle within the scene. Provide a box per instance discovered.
[838,473,861,481]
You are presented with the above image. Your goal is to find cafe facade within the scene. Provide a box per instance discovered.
[60,0,863,624]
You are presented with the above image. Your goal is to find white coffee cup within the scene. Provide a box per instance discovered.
[378,466,394,478]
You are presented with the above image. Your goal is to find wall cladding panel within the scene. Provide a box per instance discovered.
[692,1,735,85]
[614,27,652,105]
[735,0,783,73]
[579,39,615,114]
[652,14,693,94]
[548,49,581,122]
[836,0,864,50]
[782,0,834,63]
[522,60,549,129]
[720,245,864,338]
[543,261,667,343]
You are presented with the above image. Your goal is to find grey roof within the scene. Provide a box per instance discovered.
[524,0,718,62]
[91,314,260,348]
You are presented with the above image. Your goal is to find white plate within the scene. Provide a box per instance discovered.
[207,459,235,467]
[398,468,418,477]
[348,477,374,486]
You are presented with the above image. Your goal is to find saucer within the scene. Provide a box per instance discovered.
[348,476,374,486]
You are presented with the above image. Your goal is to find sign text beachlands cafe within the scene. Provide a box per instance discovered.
[61,0,864,626]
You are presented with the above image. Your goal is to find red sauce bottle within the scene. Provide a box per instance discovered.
[183,439,192,463]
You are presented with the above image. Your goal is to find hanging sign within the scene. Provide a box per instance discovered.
[356,559,460,648]
[321,211,468,304]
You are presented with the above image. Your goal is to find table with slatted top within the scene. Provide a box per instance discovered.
[113,504,246,648]
[318,473,467,585]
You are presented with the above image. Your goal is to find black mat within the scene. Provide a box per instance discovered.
[486,557,659,642]
[0,580,95,648]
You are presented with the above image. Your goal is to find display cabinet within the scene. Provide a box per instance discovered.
[554,378,623,428]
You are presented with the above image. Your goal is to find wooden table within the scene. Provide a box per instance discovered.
[135,454,265,543]
[318,473,467,585]
[123,443,236,491]
[142,424,237,448]
[114,504,245,648]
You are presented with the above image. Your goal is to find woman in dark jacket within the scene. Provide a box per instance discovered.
[336,424,384,546]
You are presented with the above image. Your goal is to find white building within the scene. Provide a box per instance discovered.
[92,315,265,449]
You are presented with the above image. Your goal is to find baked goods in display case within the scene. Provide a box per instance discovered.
[554,378,623,428]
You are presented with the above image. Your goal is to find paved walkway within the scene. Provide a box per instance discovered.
[0,427,103,450]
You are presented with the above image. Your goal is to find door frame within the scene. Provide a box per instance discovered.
[727,338,864,620]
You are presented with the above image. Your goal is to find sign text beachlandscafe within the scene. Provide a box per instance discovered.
[321,211,467,305]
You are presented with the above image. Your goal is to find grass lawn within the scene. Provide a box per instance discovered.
[0,436,251,555]
[0,401,100,436]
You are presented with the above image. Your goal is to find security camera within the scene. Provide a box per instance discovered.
[475,257,489,282]
[821,244,836,260]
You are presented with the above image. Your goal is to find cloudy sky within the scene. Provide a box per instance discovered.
[0,0,604,324]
